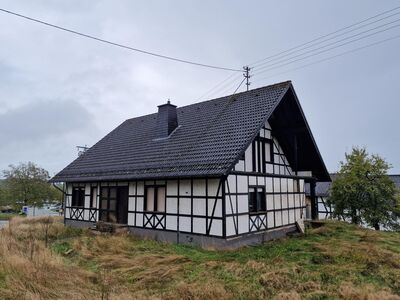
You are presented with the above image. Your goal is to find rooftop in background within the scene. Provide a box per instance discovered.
[306,174,400,197]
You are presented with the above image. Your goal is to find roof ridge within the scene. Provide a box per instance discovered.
[124,81,292,122]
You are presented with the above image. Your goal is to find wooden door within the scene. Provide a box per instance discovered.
[117,186,129,224]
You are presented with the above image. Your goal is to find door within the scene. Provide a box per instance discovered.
[117,186,129,224]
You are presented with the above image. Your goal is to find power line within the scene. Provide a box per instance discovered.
[249,5,400,67]
[0,7,242,72]
[201,6,400,97]
[252,10,400,70]
[196,72,241,101]
[251,34,400,85]
[232,77,246,94]
[253,18,400,74]
[198,73,245,101]
[252,21,400,76]
[217,75,247,97]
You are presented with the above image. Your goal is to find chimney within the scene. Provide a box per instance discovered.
[156,100,178,138]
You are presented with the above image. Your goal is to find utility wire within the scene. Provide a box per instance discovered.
[196,72,241,101]
[201,6,400,99]
[249,5,400,67]
[0,7,242,72]
[204,73,245,99]
[252,34,400,85]
[200,7,400,100]
[252,11,400,70]
[232,77,246,94]
[252,21,400,76]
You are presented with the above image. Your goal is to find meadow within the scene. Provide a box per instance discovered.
[0,217,399,299]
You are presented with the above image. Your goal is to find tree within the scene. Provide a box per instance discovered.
[328,147,400,230]
[0,180,10,206]
[2,162,61,208]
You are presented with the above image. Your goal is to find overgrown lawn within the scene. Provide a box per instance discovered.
[0,217,399,299]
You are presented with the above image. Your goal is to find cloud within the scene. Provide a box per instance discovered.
[0,99,99,176]
[0,99,94,142]
[0,0,399,175]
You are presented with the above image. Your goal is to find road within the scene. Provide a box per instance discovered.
[0,220,8,229]
[0,207,60,229]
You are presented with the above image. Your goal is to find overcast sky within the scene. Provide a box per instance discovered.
[0,0,399,177]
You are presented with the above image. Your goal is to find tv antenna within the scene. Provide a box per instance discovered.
[76,145,89,156]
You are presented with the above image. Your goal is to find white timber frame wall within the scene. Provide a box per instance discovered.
[317,196,333,220]
[225,121,308,237]
[64,121,314,240]
[64,178,225,238]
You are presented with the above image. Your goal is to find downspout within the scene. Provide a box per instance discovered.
[52,183,66,225]
[310,180,317,220]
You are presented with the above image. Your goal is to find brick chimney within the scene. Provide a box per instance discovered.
[156,100,178,138]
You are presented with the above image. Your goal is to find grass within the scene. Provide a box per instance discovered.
[0,217,399,299]
[0,212,22,220]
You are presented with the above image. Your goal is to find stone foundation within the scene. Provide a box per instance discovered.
[64,218,298,249]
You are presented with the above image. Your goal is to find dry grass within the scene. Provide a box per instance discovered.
[0,217,97,299]
[339,283,400,300]
[0,217,399,299]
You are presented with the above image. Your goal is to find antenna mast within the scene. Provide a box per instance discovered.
[243,66,251,91]
[76,145,89,156]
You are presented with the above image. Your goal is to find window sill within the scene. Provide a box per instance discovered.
[249,211,268,215]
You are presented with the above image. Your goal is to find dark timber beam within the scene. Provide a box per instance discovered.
[272,126,307,135]
[310,180,318,220]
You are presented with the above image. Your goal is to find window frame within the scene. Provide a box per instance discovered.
[144,185,166,213]
[252,135,273,173]
[90,186,97,209]
[71,186,85,207]
[248,186,266,214]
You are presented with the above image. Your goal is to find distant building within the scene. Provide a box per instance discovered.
[305,174,400,220]
[51,82,330,249]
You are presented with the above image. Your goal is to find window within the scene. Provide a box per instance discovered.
[293,179,300,193]
[99,187,117,222]
[249,187,266,213]
[252,135,273,173]
[71,187,85,207]
[90,186,97,208]
[145,186,166,212]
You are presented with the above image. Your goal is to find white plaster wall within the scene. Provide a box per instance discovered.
[225,122,311,236]
[125,178,223,237]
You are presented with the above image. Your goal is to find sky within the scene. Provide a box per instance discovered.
[0,0,399,177]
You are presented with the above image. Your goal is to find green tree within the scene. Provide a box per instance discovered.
[0,180,11,206]
[328,147,400,230]
[2,162,61,208]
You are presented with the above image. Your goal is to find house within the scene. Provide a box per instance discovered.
[305,174,400,220]
[50,81,330,248]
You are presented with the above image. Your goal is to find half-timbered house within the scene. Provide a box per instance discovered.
[50,81,330,248]
[306,174,400,220]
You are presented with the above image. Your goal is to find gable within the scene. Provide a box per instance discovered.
[233,121,297,177]
[268,87,330,181]
[229,86,330,181]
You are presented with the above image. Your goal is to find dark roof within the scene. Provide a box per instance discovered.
[391,175,400,187]
[51,81,330,182]
[306,174,400,197]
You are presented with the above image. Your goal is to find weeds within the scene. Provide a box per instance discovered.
[0,217,399,299]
